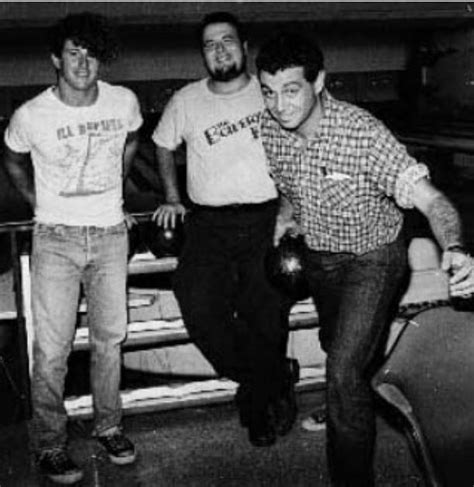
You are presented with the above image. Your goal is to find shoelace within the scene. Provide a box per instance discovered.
[102,434,131,451]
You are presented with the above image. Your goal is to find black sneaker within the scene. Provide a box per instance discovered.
[37,448,84,485]
[301,406,327,432]
[97,432,136,465]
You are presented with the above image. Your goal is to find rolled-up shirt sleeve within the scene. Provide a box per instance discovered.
[394,162,430,209]
[365,117,431,209]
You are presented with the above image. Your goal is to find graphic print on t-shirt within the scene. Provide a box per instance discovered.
[203,111,261,146]
[53,119,124,197]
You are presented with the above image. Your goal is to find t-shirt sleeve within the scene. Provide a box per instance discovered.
[151,92,185,151]
[4,106,31,154]
[394,162,430,209]
[126,90,143,133]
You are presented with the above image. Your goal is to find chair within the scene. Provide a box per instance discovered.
[372,305,474,487]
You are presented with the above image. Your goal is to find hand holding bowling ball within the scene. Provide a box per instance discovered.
[265,234,310,301]
[142,219,184,258]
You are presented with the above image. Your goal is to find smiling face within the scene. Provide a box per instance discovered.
[52,39,100,94]
[201,22,247,82]
[259,66,325,136]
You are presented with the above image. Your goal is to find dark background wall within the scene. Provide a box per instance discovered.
[0,2,473,222]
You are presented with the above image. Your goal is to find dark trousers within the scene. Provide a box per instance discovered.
[173,200,291,405]
[305,235,408,487]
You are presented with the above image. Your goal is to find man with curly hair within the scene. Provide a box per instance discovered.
[3,12,142,484]
[256,31,474,486]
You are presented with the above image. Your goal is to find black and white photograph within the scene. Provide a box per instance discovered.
[0,2,474,485]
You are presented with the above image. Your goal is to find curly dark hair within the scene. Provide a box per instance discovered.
[49,12,119,63]
[256,31,324,83]
[197,11,246,48]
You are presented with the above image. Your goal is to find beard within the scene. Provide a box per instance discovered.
[208,56,247,82]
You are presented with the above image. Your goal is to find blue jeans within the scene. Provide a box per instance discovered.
[304,235,407,487]
[30,222,128,452]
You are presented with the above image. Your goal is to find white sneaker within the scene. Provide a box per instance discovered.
[97,431,136,465]
[301,409,326,432]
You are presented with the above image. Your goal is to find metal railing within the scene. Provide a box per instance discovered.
[0,220,34,420]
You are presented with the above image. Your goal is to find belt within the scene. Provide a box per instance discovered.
[191,199,278,213]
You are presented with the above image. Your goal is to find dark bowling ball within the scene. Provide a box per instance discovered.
[265,234,310,301]
[127,224,141,261]
[142,220,184,258]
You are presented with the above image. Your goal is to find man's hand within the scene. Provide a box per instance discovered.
[441,248,474,297]
[273,215,300,247]
[152,202,187,228]
[273,195,300,246]
[123,212,137,230]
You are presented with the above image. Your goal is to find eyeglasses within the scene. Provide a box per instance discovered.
[203,38,240,52]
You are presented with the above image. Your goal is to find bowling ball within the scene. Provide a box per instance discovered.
[142,220,184,258]
[127,224,141,261]
[264,234,310,301]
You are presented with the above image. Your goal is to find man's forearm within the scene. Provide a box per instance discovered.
[156,147,181,204]
[12,178,35,207]
[123,131,139,180]
[161,167,181,203]
[4,158,35,207]
[277,194,294,222]
[425,193,463,250]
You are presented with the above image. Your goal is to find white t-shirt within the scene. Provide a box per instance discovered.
[152,76,277,206]
[4,80,143,226]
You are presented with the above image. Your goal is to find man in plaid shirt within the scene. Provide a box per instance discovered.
[256,32,474,487]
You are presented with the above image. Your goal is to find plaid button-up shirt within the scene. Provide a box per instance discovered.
[260,90,429,255]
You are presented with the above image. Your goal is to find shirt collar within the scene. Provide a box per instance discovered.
[312,89,337,140]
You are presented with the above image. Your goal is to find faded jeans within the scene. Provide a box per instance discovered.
[30,222,128,452]
[305,235,408,487]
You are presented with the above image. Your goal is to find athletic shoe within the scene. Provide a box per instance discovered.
[97,431,136,465]
[301,407,327,432]
[37,448,84,485]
